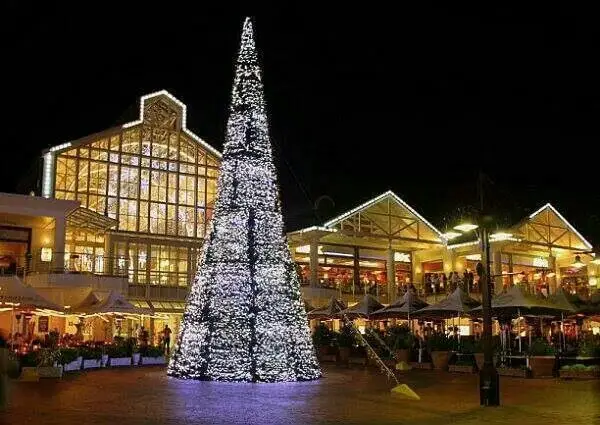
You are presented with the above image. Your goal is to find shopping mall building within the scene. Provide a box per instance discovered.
[1,90,598,342]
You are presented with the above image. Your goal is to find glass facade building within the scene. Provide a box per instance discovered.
[42,91,221,296]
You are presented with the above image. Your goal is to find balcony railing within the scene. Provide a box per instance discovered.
[0,252,130,278]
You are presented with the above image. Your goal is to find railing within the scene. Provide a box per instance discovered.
[0,252,130,278]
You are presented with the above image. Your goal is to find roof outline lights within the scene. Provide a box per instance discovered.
[528,203,593,250]
[323,190,444,238]
[121,90,222,159]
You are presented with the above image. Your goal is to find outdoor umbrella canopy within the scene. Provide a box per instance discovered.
[470,285,573,318]
[73,290,153,316]
[0,276,62,311]
[307,297,346,320]
[337,294,384,319]
[413,287,480,319]
[303,299,315,313]
[547,289,578,316]
[371,290,429,319]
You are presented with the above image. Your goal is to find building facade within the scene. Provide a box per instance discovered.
[41,91,222,310]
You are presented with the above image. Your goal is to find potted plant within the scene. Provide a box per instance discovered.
[312,324,334,361]
[129,338,141,366]
[449,339,476,373]
[335,324,355,365]
[141,345,166,365]
[19,351,41,381]
[59,348,82,372]
[106,344,131,367]
[80,346,103,369]
[37,348,63,378]
[528,338,556,378]
[385,325,412,364]
[427,333,453,370]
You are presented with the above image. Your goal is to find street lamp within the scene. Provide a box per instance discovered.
[451,219,500,406]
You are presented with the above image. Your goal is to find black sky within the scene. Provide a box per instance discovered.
[2,4,599,246]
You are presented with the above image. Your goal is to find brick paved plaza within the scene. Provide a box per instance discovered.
[1,366,599,425]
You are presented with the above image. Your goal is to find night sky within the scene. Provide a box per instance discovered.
[2,4,599,246]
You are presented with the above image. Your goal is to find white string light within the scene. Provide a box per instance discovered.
[168,17,321,382]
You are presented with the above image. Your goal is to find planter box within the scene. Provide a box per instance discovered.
[431,351,450,370]
[63,357,82,372]
[449,364,475,374]
[394,349,410,364]
[559,369,600,379]
[529,356,555,378]
[37,366,63,379]
[82,359,102,369]
[20,366,40,382]
[497,367,529,378]
[348,357,367,366]
[338,347,351,364]
[141,356,166,365]
[411,362,433,370]
[110,357,132,367]
[132,353,141,366]
[320,354,337,362]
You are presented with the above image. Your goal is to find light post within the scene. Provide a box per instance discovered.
[450,220,500,406]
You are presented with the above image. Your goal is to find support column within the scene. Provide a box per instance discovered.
[353,246,360,296]
[309,237,319,288]
[387,247,395,302]
[548,255,557,294]
[53,216,66,272]
[508,254,514,287]
[493,249,503,295]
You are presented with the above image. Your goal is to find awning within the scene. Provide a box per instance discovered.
[73,290,153,316]
[66,207,118,232]
[0,276,62,311]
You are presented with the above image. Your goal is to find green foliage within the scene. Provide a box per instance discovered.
[79,346,103,360]
[106,344,129,358]
[335,324,355,348]
[38,348,60,366]
[58,348,80,365]
[145,345,164,358]
[577,336,600,358]
[459,339,476,354]
[385,325,413,350]
[560,364,599,371]
[19,351,40,367]
[426,333,454,352]
[311,324,333,348]
[528,338,556,356]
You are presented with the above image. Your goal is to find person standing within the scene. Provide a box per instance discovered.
[163,325,172,355]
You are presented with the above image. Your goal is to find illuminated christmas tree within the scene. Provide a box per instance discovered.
[168,18,321,382]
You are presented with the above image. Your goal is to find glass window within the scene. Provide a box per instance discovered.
[119,199,138,231]
[151,171,167,202]
[150,203,166,234]
[178,206,195,237]
[179,175,195,206]
[139,201,149,233]
[167,205,177,235]
[120,166,139,199]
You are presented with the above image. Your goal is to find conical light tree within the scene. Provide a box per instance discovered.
[168,18,321,382]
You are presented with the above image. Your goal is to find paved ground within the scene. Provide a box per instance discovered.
[1,365,599,425]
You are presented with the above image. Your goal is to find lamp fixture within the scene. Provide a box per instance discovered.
[454,223,479,232]
[571,255,585,269]
[442,231,462,240]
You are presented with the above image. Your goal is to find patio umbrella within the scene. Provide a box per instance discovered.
[307,297,346,320]
[413,287,480,320]
[371,290,429,320]
[337,294,384,320]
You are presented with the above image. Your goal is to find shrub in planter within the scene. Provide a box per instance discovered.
[312,324,334,358]
[334,325,355,364]
[560,364,600,379]
[141,345,166,365]
[106,344,132,367]
[528,338,556,378]
[37,348,63,378]
[427,333,453,370]
[59,348,82,372]
[385,325,413,363]
[80,346,103,368]
[578,336,600,358]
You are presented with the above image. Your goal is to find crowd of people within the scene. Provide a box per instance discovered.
[423,270,477,295]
